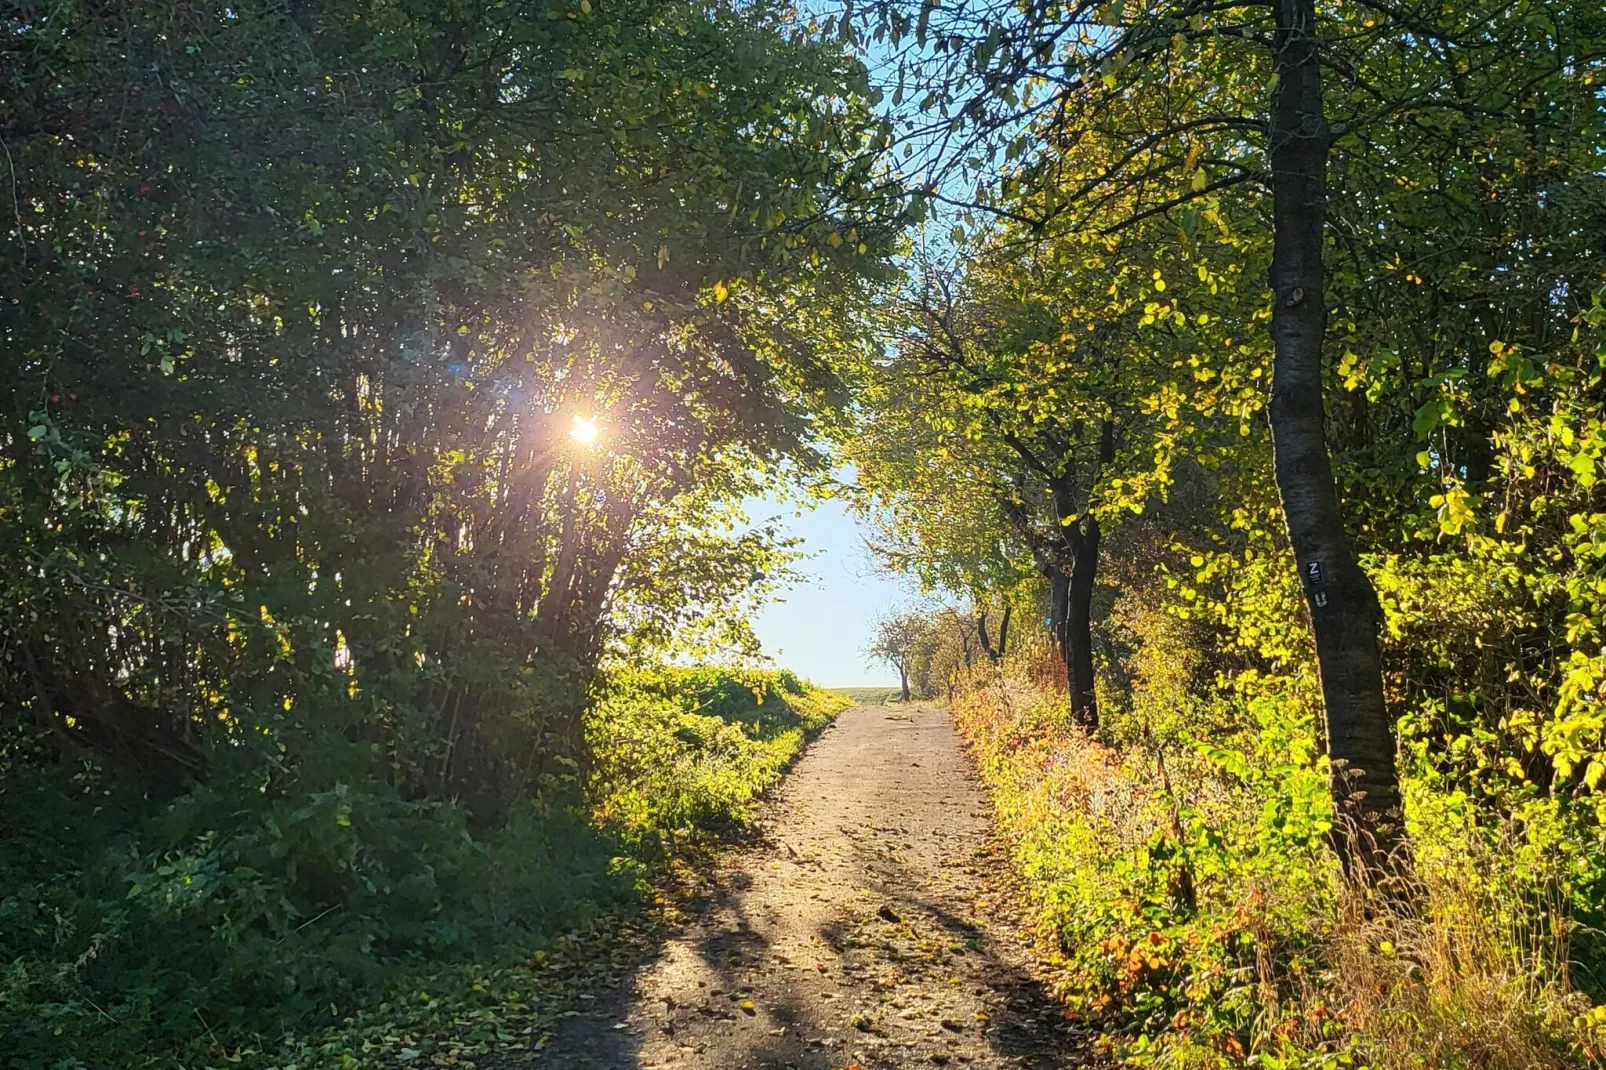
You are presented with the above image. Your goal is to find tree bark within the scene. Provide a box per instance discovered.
[1268,0,1403,874]
[976,608,998,661]
[1000,426,1106,731]
[1065,517,1101,729]
[1062,421,1112,729]
[1048,568,1070,668]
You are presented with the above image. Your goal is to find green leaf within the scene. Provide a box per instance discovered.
[1412,398,1446,438]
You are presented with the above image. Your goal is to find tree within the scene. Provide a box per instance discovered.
[852,0,1605,875]
[1260,0,1403,861]
[856,188,1256,727]
[976,600,1011,664]
[867,611,933,702]
[1,0,900,811]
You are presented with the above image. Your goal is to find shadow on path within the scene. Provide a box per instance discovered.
[503,705,1093,1070]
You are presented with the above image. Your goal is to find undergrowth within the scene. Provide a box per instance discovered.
[0,667,847,1069]
[953,647,1606,1069]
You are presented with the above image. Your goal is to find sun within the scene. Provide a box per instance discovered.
[569,414,599,446]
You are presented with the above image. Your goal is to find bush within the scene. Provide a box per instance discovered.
[589,666,847,843]
[953,669,1605,1069]
[0,666,845,1069]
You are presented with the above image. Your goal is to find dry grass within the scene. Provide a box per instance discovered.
[1282,832,1602,1069]
[950,671,1606,1069]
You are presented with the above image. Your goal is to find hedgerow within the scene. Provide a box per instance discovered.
[0,667,846,1069]
[952,632,1602,1068]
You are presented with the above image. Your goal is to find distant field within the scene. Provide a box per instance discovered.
[825,686,904,706]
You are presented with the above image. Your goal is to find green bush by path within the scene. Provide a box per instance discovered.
[590,667,850,844]
[952,664,1602,1069]
[0,667,845,1070]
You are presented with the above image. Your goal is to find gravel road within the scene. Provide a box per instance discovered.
[525,702,1087,1069]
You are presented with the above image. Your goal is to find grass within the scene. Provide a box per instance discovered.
[0,667,849,1070]
[947,667,1603,1069]
[824,686,904,706]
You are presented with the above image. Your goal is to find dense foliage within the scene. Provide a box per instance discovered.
[844,0,1606,1062]
[11,0,1606,1065]
[2,0,882,1064]
[3,0,895,810]
[0,665,846,1067]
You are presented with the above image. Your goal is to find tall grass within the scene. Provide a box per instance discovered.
[950,665,1604,1068]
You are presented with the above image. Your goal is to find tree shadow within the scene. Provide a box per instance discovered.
[501,826,1093,1069]
[500,844,846,1069]
[501,704,1095,1069]
[827,830,1093,1069]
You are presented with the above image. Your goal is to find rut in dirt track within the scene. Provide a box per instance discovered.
[522,702,1090,1069]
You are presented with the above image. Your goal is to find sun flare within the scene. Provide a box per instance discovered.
[569,414,599,446]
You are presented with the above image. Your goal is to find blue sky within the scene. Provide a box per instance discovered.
[744,493,915,688]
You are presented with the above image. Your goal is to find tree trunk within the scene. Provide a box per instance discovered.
[1268,0,1402,874]
[976,608,997,662]
[1048,568,1069,668]
[1047,562,1095,726]
[996,603,1012,659]
[1066,518,1100,729]
[1060,421,1112,729]
[898,663,911,703]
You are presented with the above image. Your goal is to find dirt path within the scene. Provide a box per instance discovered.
[523,703,1088,1069]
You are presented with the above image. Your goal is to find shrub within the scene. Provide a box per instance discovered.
[951,673,1605,1068]
[0,666,844,1068]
